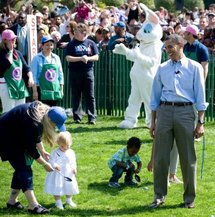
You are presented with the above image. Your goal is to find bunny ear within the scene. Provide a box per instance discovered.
[139,3,160,25]
[148,12,160,24]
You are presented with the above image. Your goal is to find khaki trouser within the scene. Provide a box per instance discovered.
[153,104,196,204]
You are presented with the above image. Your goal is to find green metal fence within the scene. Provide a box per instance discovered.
[55,49,215,121]
[206,54,215,121]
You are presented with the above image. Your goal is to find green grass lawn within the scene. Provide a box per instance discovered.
[0,116,215,217]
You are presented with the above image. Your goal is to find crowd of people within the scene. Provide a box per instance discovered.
[0,0,212,214]
[0,2,214,53]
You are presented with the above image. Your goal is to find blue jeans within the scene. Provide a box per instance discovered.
[109,164,135,183]
[8,154,33,192]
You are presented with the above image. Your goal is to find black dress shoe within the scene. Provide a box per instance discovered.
[185,202,195,208]
[74,120,81,124]
[89,121,96,125]
[150,199,164,208]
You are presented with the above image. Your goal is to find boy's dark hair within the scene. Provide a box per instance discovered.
[127,137,141,149]
[95,28,103,34]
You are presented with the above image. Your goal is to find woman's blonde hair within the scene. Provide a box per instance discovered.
[42,114,58,147]
[33,101,57,147]
[56,131,72,147]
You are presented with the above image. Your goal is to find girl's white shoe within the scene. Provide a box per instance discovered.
[66,200,77,208]
[55,200,64,210]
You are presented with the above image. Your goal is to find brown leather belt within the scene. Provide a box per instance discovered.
[160,101,193,106]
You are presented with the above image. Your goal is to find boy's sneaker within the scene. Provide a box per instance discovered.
[125,180,138,186]
[108,182,120,188]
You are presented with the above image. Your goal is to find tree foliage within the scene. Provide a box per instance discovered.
[95,0,154,9]
[0,0,19,9]
[154,0,205,12]
[184,0,205,10]
[154,0,176,12]
[139,0,155,10]
[97,0,123,7]
[204,0,214,9]
[0,0,64,12]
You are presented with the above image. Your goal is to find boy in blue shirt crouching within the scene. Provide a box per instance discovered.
[108,137,142,188]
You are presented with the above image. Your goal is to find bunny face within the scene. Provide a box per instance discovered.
[136,6,163,43]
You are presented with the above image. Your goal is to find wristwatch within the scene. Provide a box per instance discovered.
[198,119,205,125]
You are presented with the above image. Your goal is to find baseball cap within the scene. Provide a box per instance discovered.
[185,24,199,36]
[41,35,54,44]
[57,6,70,16]
[113,21,126,28]
[102,27,110,32]
[48,106,67,132]
[2,29,17,41]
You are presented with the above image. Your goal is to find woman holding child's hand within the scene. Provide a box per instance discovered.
[0,101,67,214]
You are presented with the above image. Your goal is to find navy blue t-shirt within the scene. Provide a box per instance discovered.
[183,40,209,63]
[0,102,42,161]
[66,38,99,72]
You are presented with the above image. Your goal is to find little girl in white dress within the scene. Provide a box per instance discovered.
[44,131,79,210]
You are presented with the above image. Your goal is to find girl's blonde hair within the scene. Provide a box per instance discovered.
[33,101,57,147]
[56,131,72,147]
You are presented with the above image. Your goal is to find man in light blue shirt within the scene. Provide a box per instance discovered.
[149,34,207,209]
